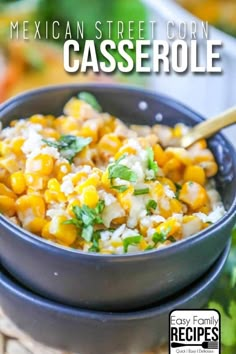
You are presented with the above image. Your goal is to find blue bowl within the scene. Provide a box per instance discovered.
[0,241,230,354]
[0,84,235,311]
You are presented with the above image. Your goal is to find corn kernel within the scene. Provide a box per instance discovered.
[184,165,206,185]
[67,199,81,216]
[26,154,54,175]
[156,218,180,237]
[54,161,71,181]
[29,115,47,127]
[81,185,99,208]
[0,182,17,199]
[16,195,45,222]
[200,161,218,177]
[98,133,122,157]
[25,217,47,234]
[75,174,100,193]
[25,173,47,190]
[0,196,16,216]
[49,216,77,246]
[11,137,25,155]
[165,147,192,165]
[153,144,168,167]
[0,157,19,173]
[117,186,134,211]
[179,181,208,210]
[80,126,98,143]
[10,171,26,195]
[115,146,136,160]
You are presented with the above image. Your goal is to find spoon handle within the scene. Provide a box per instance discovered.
[181,107,236,148]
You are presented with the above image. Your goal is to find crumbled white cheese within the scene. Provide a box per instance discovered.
[112,224,126,240]
[61,178,74,195]
[122,228,140,239]
[145,169,155,180]
[207,206,225,223]
[102,201,125,227]
[141,215,165,228]
[99,190,116,206]
[164,185,176,199]
[100,231,112,242]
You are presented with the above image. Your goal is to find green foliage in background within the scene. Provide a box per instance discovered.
[37,0,148,62]
[209,227,236,354]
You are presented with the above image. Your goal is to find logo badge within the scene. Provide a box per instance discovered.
[169,309,220,353]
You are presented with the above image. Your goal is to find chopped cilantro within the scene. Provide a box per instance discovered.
[144,245,155,251]
[152,226,172,245]
[78,92,102,112]
[111,185,129,193]
[123,235,143,253]
[64,201,105,248]
[43,135,92,163]
[146,199,157,214]
[81,225,94,242]
[146,147,158,180]
[108,157,137,182]
[88,231,101,253]
[174,183,182,199]
[134,188,149,196]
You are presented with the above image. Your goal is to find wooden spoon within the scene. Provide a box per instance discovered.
[180,107,236,148]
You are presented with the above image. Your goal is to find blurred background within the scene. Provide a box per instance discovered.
[0,1,235,352]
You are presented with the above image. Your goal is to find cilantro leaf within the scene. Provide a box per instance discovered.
[82,225,94,242]
[146,199,157,214]
[88,231,101,253]
[152,226,172,245]
[78,92,102,112]
[146,147,158,180]
[111,185,129,193]
[144,245,155,251]
[174,183,182,200]
[123,235,143,253]
[65,201,105,246]
[134,188,149,196]
[43,135,92,163]
[108,159,137,182]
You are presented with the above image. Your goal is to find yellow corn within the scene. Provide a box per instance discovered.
[183,165,206,185]
[10,171,26,195]
[0,157,19,173]
[29,115,48,127]
[80,185,99,208]
[0,182,17,199]
[98,133,122,157]
[117,186,134,211]
[156,218,181,237]
[11,137,25,155]
[179,181,208,210]
[25,217,47,234]
[26,154,54,175]
[16,195,45,222]
[0,196,16,216]
[25,173,47,190]
[115,146,136,160]
[67,199,81,216]
[75,174,100,193]
[49,216,77,246]
[153,144,168,167]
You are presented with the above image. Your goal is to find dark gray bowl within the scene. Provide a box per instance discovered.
[0,242,230,354]
[0,84,235,311]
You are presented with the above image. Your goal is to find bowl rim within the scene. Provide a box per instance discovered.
[0,83,235,261]
[0,240,230,319]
